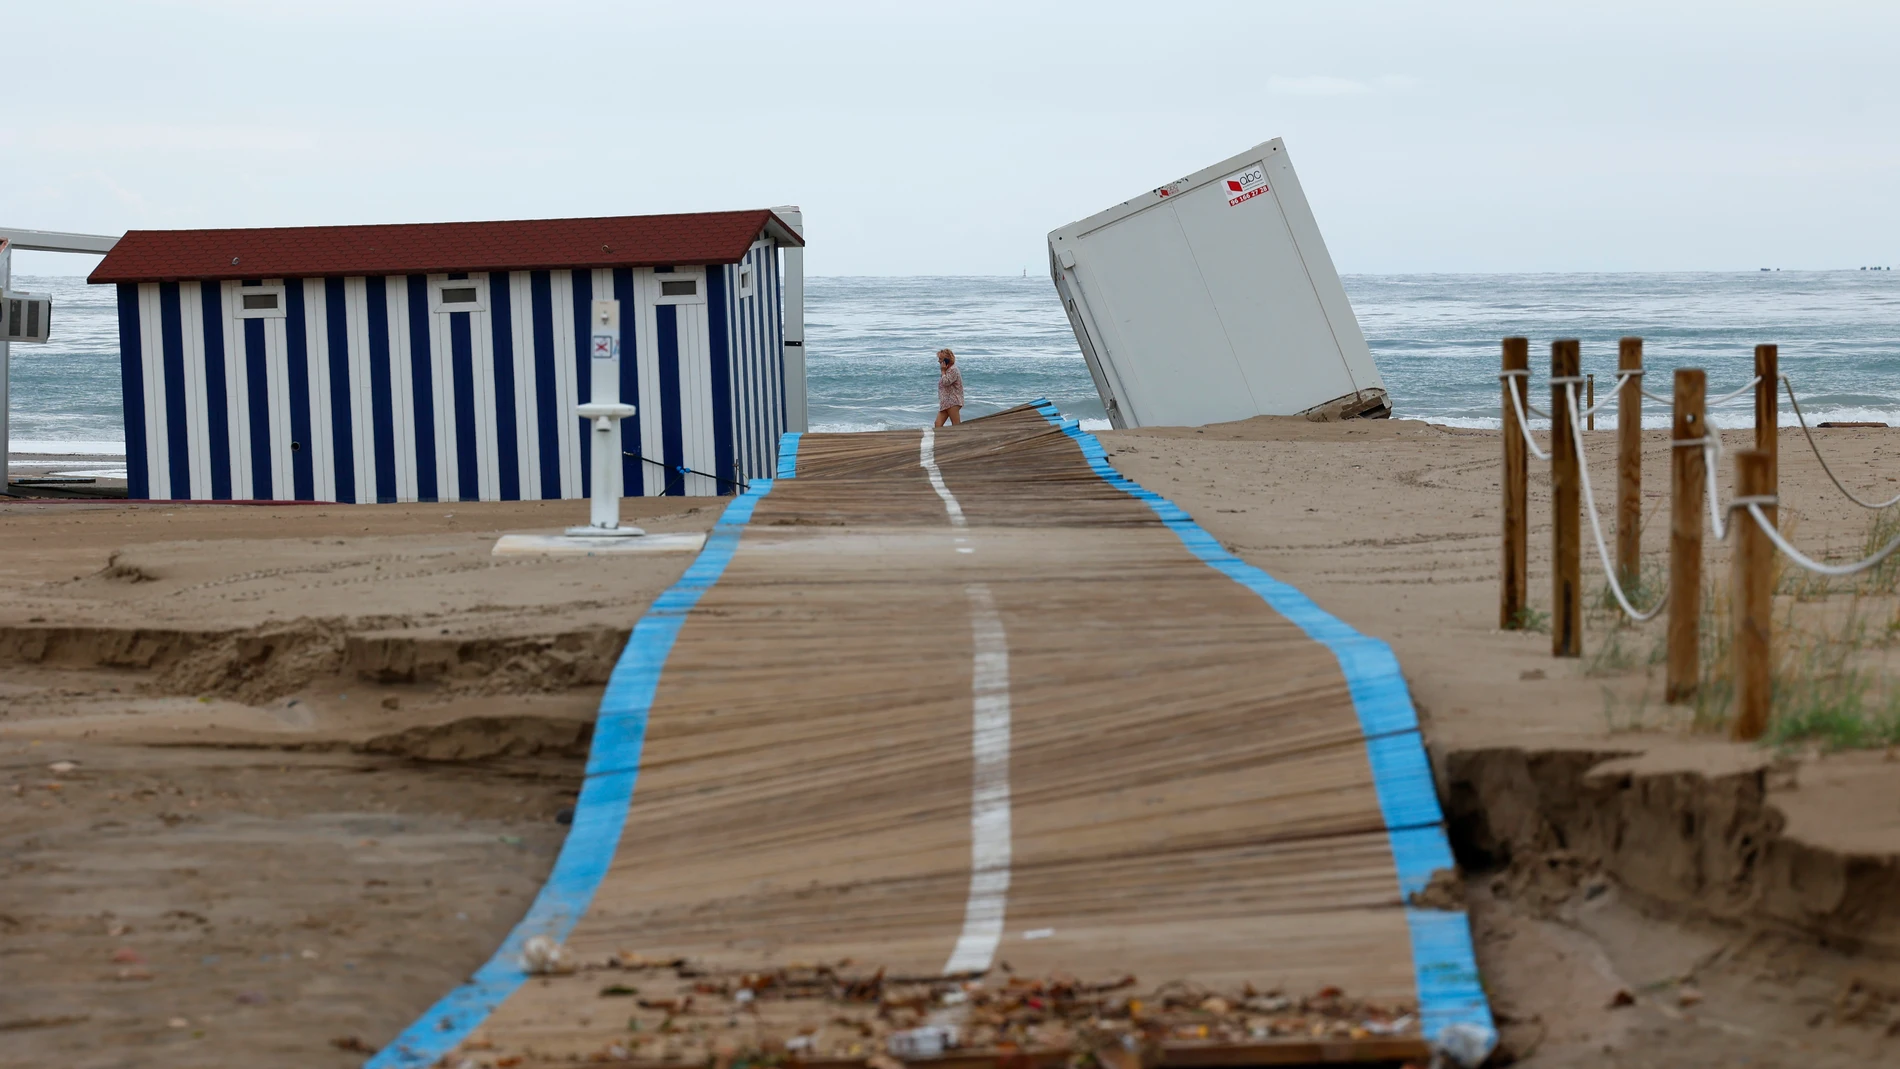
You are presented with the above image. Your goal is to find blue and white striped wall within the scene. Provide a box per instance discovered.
[114,247,785,502]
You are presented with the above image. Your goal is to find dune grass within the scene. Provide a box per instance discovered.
[1585,508,1900,751]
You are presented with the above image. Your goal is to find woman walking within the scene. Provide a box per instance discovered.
[935,348,963,427]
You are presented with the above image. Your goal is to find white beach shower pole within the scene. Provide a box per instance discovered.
[567,297,642,537]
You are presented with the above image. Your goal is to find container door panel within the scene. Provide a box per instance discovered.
[1168,168,1355,415]
[1071,205,1258,428]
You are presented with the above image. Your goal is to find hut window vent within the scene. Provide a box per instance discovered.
[738,265,754,298]
[233,283,287,319]
[428,275,489,313]
[654,270,706,306]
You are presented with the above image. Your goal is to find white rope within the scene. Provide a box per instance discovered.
[1712,376,1763,406]
[1642,376,1760,408]
[1498,370,1551,419]
[1505,376,1551,460]
[1578,371,1639,419]
[1780,375,1900,510]
[1701,431,1731,540]
[1744,502,1900,577]
[1564,382,1664,621]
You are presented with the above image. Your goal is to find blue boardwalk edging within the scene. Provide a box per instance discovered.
[775,432,801,479]
[1028,400,1495,1059]
[367,463,785,1068]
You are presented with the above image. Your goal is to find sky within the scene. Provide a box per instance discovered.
[4,0,1897,277]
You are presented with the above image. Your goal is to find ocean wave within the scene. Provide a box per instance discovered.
[1422,405,1900,431]
[10,439,128,456]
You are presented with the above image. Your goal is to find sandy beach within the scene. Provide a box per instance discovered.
[5,419,1900,1066]
[0,497,719,1066]
[1104,416,1900,1065]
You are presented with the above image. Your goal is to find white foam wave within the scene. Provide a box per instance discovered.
[1423,406,1900,432]
[10,439,128,456]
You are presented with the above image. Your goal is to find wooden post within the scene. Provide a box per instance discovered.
[1501,338,1530,629]
[1755,343,1778,528]
[1586,373,1596,432]
[1551,339,1583,656]
[1730,448,1774,740]
[1667,369,1706,704]
[1617,338,1643,588]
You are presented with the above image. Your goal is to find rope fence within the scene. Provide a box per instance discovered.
[1497,337,1896,740]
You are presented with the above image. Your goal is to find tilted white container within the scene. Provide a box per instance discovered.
[1048,139,1388,429]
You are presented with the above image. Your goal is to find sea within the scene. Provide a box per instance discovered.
[9,271,1900,473]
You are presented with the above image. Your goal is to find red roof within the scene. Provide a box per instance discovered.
[88,209,802,284]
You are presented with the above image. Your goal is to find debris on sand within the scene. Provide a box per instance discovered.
[452,957,1420,1066]
[1407,867,1465,911]
[521,935,573,975]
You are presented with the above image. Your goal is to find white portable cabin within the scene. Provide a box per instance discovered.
[87,209,805,502]
[1048,139,1387,429]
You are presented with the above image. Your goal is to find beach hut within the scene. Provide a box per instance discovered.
[87,208,805,502]
[1048,139,1388,428]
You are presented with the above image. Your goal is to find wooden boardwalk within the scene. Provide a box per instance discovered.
[370,405,1490,1068]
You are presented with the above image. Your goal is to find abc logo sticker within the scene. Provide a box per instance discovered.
[1223,164,1268,207]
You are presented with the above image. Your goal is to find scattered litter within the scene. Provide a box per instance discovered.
[1677,985,1704,1008]
[382,696,401,711]
[168,1017,188,1029]
[521,934,574,975]
[556,808,575,825]
[300,949,318,960]
[888,1025,959,1058]
[110,948,142,964]
[235,991,267,1005]
[466,957,1419,1065]
[1608,989,1636,1008]
[330,1035,375,1053]
[1430,1021,1498,1067]
[114,967,152,982]
[48,761,77,774]
[1022,928,1055,940]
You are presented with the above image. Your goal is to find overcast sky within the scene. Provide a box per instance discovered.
[5,1,1896,277]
